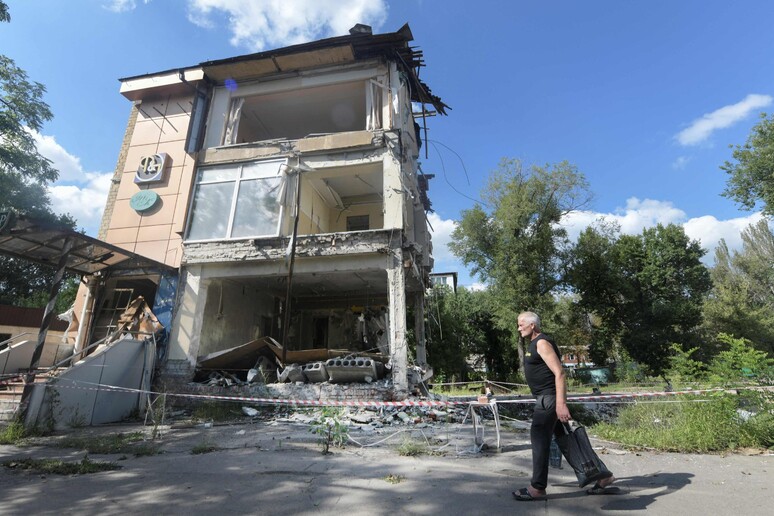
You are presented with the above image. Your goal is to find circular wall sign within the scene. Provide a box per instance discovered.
[130,190,160,212]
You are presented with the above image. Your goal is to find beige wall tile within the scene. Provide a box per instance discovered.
[105,226,139,244]
[136,99,170,121]
[141,165,184,197]
[139,194,177,226]
[134,240,168,263]
[164,97,194,117]
[154,141,190,171]
[129,119,163,147]
[112,241,137,253]
[136,224,172,242]
[109,199,142,229]
[116,174,142,200]
[165,235,183,267]
[159,114,190,143]
[172,191,191,235]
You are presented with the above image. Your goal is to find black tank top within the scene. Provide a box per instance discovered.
[524,333,561,395]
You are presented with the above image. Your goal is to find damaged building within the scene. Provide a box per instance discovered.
[61,23,447,401]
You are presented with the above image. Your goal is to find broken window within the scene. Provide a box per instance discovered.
[205,76,386,147]
[346,215,369,231]
[186,158,287,241]
[303,162,384,233]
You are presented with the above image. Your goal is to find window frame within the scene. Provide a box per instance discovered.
[184,158,288,242]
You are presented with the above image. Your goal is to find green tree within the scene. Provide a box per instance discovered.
[449,159,592,366]
[0,0,78,308]
[568,223,712,376]
[549,296,594,367]
[721,113,774,217]
[703,219,774,355]
[424,286,514,382]
[565,220,624,365]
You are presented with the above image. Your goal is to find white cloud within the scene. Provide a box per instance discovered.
[561,197,687,243]
[102,0,151,13]
[32,132,86,183]
[48,174,111,236]
[186,0,389,51]
[560,197,767,265]
[427,211,457,268]
[103,0,136,12]
[683,212,765,260]
[31,131,111,236]
[672,156,691,170]
[675,93,772,146]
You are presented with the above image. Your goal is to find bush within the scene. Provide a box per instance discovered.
[665,343,706,382]
[593,392,773,452]
[708,334,774,384]
[309,407,349,454]
[0,421,27,445]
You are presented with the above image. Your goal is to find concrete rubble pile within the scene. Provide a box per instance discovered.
[194,336,392,387]
[240,403,493,431]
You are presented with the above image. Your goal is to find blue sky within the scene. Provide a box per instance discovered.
[2,0,773,287]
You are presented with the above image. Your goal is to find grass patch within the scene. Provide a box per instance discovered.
[191,401,243,422]
[191,441,219,455]
[383,473,405,484]
[593,392,774,452]
[2,456,121,475]
[0,420,28,445]
[397,437,427,457]
[56,432,161,457]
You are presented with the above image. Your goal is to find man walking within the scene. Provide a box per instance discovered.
[513,311,616,501]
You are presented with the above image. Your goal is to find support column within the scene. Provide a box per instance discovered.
[167,265,209,370]
[387,249,408,395]
[73,276,98,360]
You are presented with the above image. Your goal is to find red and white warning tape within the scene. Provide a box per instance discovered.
[33,379,747,408]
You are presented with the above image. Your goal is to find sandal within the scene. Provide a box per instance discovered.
[587,481,621,495]
[512,487,546,501]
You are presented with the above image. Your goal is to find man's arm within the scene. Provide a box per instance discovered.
[536,339,571,422]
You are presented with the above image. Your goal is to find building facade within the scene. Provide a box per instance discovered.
[71,24,446,396]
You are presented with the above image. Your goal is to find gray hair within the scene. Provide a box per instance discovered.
[518,311,541,330]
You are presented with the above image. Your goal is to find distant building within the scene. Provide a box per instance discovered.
[0,305,71,365]
[429,272,457,293]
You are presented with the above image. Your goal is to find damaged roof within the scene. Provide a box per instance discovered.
[0,213,174,276]
[119,23,449,116]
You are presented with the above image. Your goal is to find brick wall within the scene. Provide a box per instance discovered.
[99,104,139,240]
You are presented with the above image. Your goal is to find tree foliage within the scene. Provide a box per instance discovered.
[708,333,774,384]
[0,1,77,308]
[703,219,774,355]
[721,113,774,217]
[449,158,592,365]
[424,286,514,382]
[567,223,711,376]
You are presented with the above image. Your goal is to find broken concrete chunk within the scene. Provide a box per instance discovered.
[242,406,259,417]
[278,363,306,383]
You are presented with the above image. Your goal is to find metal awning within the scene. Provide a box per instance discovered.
[0,212,175,276]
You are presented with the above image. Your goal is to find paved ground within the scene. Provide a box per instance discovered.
[0,416,771,515]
